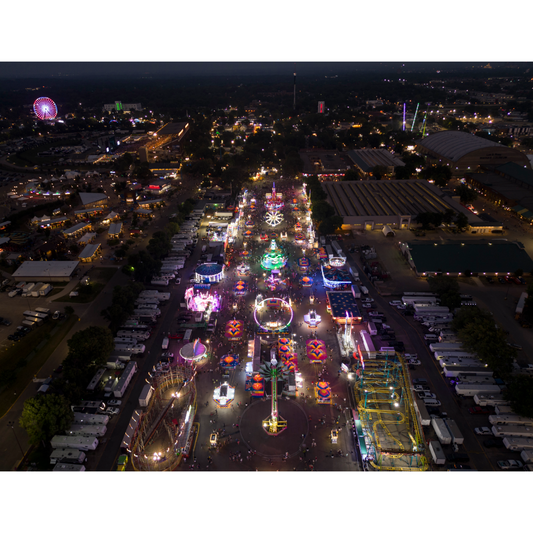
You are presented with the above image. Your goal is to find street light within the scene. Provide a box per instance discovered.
[7,421,25,458]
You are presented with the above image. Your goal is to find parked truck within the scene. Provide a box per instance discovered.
[492,425,533,438]
[50,435,99,451]
[521,450,533,463]
[116,330,150,341]
[444,367,494,378]
[72,412,109,426]
[67,424,107,437]
[455,384,502,397]
[515,292,528,319]
[503,437,533,451]
[429,440,446,465]
[39,284,53,296]
[367,322,377,336]
[443,419,464,445]
[431,417,452,445]
[139,383,154,407]
[488,414,533,427]
[49,448,86,465]
[139,290,170,301]
[473,393,509,406]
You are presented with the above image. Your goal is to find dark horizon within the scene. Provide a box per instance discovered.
[1,61,531,80]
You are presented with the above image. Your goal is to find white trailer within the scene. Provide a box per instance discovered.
[492,425,533,438]
[495,405,515,415]
[116,330,150,341]
[49,448,86,465]
[503,437,533,451]
[488,415,533,427]
[134,298,160,306]
[440,357,484,369]
[431,418,452,445]
[114,337,138,345]
[39,284,53,296]
[139,383,154,407]
[72,412,109,425]
[52,463,86,471]
[67,424,107,437]
[151,279,169,286]
[106,356,125,370]
[402,296,438,306]
[455,375,496,385]
[413,395,431,426]
[443,367,493,378]
[114,360,137,398]
[473,393,509,406]
[429,440,446,465]
[413,305,450,314]
[86,368,106,392]
[443,419,464,445]
[139,290,170,301]
[429,343,463,353]
[521,450,533,463]
[114,343,145,354]
[31,282,46,297]
[434,351,477,360]
[50,435,99,451]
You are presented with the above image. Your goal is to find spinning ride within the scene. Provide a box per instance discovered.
[253,296,293,333]
[261,239,287,271]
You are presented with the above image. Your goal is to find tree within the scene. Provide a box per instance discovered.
[455,184,478,204]
[420,165,452,187]
[428,276,462,310]
[19,394,74,446]
[66,326,114,372]
[394,165,412,180]
[311,200,335,224]
[455,212,469,231]
[342,169,362,181]
[504,375,533,418]
[319,215,344,235]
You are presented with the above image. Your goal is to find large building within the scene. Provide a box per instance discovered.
[400,240,533,277]
[346,149,405,178]
[299,150,352,177]
[322,179,492,231]
[417,131,530,175]
[466,162,533,222]
[13,260,80,282]
[103,101,142,113]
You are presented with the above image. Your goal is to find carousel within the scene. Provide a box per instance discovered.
[260,239,288,271]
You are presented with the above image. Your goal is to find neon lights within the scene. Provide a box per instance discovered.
[253,297,294,332]
[33,97,58,120]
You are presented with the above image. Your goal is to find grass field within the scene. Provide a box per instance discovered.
[0,313,78,418]
[55,267,118,303]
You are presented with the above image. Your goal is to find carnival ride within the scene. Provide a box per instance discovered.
[259,348,291,435]
[233,280,248,295]
[213,382,235,408]
[33,96,58,120]
[237,262,250,276]
[260,239,287,271]
[265,210,283,226]
[179,339,207,362]
[352,355,428,471]
[303,309,321,328]
[253,296,294,333]
[300,275,313,287]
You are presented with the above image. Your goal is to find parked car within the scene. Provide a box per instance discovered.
[413,385,430,392]
[469,406,491,415]
[362,303,372,309]
[107,400,122,406]
[418,392,436,399]
[52,310,61,320]
[474,427,492,435]
[497,460,523,470]
[483,438,505,448]
[104,407,120,415]
[407,359,421,365]
[389,300,402,306]
[413,378,428,385]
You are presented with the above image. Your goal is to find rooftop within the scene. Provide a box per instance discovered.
[13,260,79,278]
[406,240,533,274]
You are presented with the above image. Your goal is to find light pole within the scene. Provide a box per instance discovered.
[7,421,25,459]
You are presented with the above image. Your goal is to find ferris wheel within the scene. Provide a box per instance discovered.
[33,97,58,120]
[265,210,283,227]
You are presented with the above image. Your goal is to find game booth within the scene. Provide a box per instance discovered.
[233,280,248,295]
[225,320,244,341]
[260,233,269,241]
[220,353,240,370]
[315,381,332,404]
[245,219,254,228]
[300,275,313,288]
[294,233,306,245]
[250,374,265,397]
[298,257,310,272]
[306,338,327,364]
[244,230,253,239]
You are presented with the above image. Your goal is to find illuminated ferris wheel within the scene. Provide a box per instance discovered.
[265,210,283,227]
[33,97,58,120]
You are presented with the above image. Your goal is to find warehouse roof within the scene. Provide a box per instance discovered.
[417,131,508,162]
[13,260,79,278]
[78,244,101,259]
[347,149,405,172]
[79,192,108,206]
[406,241,533,275]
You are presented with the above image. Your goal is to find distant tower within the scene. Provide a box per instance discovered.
[293,71,296,111]
[318,101,325,114]
[402,103,406,132]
